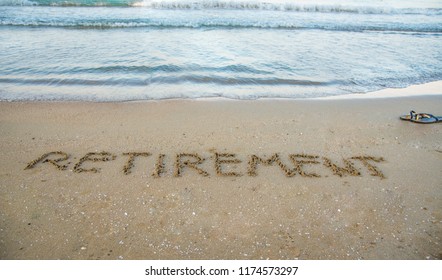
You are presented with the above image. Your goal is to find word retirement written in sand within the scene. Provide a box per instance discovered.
[25,151,386,179]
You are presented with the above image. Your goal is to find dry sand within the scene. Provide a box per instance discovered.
[0,95,441,260]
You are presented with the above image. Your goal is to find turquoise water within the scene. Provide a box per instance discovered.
[1,0,441,101]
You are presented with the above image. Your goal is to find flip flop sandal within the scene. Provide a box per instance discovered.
[410,113,442,124]
[400,110,418,121]
[400,110,434,121]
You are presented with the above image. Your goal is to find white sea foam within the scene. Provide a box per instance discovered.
[1,0,441,14]
[131,0,434,14]
[320,81,442,100]
[1,6,441,32]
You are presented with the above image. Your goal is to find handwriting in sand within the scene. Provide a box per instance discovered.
[24,151,386,179]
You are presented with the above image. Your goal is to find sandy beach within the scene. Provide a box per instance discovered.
[0,93,441,260]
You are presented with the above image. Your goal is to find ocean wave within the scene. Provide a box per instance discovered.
[132,0,441,15]
[1,0,441,15]
[71,64,273,75]
[2,19,441,33]
[4,64,273,75]
[0,0,136,6]
[0,76,333,86]
[0,0,37,5]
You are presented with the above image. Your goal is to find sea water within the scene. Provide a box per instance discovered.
[0,0,441,101]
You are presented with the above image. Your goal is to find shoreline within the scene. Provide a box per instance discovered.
[0,92,441,260]
[1,80,441,104]
[320,80,442,100]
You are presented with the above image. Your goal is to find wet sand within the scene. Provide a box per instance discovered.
[0,95,441,259]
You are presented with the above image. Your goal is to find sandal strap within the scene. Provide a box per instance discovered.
[416,113,435,120]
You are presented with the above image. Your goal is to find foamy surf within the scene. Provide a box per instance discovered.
[2,0,442,13]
